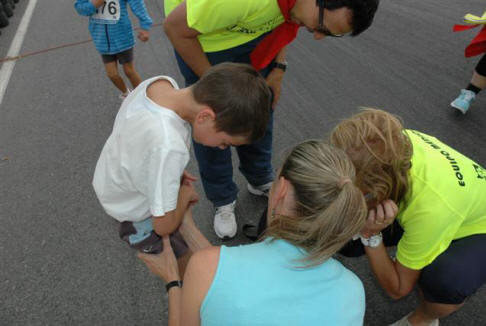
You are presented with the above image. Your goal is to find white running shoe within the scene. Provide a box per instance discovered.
[214,200,237,239]
[450,89,476,114]
[119,89,131,100]
[247,181,273,197]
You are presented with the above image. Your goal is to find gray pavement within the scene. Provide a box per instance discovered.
[1,0,485,325]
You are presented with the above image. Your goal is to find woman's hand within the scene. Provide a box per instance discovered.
[361,199,399,238]
[138,236,180,283]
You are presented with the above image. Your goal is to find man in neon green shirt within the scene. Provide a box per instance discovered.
[332,109,486,326]
[163,0,379,239]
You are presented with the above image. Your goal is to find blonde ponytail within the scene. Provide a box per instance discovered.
[265,140,367,266]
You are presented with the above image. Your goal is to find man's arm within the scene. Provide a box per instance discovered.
[152,184,199,236]
[266,47,287,108]
[163,1,211,77]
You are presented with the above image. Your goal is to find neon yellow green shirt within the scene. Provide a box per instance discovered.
[396,130,486,270]
[165,0,284,52]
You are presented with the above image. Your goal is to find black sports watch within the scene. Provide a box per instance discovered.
[166,280,183,293]
[271,60,288,72]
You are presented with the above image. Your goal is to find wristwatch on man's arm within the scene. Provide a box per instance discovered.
[270,60,288,72]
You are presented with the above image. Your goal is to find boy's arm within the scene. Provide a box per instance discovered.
[74,0,103,16]
[127,0,153,31]
[152,183,198,236]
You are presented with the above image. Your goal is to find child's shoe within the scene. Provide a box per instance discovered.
[450,89,476,114]
[119,89,131,100]
[214,200,237,239]
[247,181,273,197]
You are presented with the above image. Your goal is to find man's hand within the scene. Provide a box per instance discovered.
[361,199,399,238]
[138,236,180,282]
[181,170,197,186]
[266,68,285,108]
[138,30,150,42]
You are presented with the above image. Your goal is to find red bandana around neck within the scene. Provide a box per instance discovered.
[250,0,300,70]
[453,24,486,57]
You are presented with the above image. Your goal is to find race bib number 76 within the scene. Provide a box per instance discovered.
[92,0,120,24]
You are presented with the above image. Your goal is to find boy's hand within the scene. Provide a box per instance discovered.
[138,236,180,282]
[92,0,105,8]
[181,170,197,186]
[181,183,199,206]
[138,30,150,42]
[361,199,399,238]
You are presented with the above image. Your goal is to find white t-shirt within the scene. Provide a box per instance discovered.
[93,76,191,222]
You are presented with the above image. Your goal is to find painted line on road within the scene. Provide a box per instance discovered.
[0,0,39,107]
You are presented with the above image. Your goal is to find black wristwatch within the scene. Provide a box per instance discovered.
[166,280,183,293]
[271,60,288,72]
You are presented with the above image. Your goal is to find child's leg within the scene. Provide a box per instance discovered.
[117,48,141,89]
[104,60,128,93]
[122,61,142,89]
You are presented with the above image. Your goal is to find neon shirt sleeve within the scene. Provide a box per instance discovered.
[396,177,465,270]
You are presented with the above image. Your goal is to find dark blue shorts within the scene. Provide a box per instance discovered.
[419,233,486,304]
[101,47,133,64]
[339,221,486,304]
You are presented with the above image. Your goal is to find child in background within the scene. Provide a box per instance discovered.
[74,0,152,99]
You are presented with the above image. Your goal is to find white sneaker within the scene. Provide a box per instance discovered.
[247,181,273,197]
[450,89,476,114]
[214,200,237,239]
[119,89,131,100]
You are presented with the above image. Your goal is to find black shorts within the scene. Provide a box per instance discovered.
[101,48,133,64]
[339,222,486,304]
[119,221,189,257]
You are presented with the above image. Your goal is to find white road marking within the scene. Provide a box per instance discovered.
[0,0,39,107]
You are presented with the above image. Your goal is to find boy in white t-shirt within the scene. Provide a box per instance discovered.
[93,63,272,260]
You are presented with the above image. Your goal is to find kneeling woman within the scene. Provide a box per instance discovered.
[331,109,486,326]
[140,140,368,325]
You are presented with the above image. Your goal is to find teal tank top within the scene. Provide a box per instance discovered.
[200,238,365,325]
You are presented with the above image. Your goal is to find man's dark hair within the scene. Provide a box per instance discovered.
[192,63,272,143]
[322,0,379,36]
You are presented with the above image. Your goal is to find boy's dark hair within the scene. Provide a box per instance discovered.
[321,0,379,36]
[192,63,272,143]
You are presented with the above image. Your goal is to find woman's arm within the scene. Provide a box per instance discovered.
[179,209,212,251]
[139,237,220,326]
[365,242,421,299]
[138,236,184,326]
[180,247,220,325]
[361,200,421,299]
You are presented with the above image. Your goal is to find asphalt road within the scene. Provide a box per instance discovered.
[1,0,485,325]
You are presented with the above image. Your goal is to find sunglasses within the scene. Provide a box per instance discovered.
[315,0,345,37]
